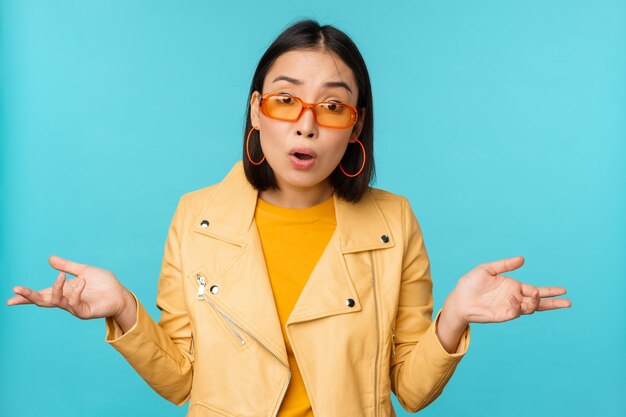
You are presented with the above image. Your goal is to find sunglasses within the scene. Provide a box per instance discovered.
[259,93,359,129]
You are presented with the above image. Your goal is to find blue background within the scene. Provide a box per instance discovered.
[1,1,624,416]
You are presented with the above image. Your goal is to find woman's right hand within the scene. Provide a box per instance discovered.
[6,255,135,324]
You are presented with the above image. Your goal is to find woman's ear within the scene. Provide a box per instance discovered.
[250,91,261,128]
[350,107,366,142]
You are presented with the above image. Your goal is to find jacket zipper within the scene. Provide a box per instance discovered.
[369,252,380,417]
[197,276,245,344]
[195,274,291,416]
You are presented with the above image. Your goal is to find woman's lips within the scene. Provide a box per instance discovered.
[289,148,317,169]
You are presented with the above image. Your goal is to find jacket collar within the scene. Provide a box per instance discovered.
[192,161,395,253]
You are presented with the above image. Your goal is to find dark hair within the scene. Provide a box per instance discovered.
[242,19,375,203]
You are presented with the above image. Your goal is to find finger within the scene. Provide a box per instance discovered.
[50,272,66,305]
[68,278,88,318]
[6,293,32,306]
[537,286,568,298]
[11,286,49,307]
[8,286,54,306]
[481,256,525,275]
[51,276,74,313]
[521,282,541,298]
[49,255,86,277]
[520,289,541,315]
[521,283,568,299]
[537,298,572,311]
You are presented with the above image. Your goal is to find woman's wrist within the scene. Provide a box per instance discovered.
[435,292,470,354]
[112,288,137,333]
[441,291,469,330]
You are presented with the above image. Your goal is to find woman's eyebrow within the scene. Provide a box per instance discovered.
[271,75,353,94]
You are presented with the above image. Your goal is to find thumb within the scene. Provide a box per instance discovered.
[49,255,86,277]
[481,256,525,275]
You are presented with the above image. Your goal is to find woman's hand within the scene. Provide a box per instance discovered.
[6,255,135,323]
[435,256,571,353]
[445,256,572,326]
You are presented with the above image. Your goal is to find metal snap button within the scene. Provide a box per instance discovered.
[200,220,209,228]
[346,298,355,307]
[210,285,219,294]
[380,235,389,243]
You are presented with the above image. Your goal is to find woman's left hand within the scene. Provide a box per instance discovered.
[445,256,572,325]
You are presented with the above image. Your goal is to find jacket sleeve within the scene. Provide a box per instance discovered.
[104,196,194,406]
[389,198,470,413]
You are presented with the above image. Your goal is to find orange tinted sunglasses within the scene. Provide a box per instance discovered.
[259,93,359,129]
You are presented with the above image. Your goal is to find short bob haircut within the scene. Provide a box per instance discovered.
[242,19,375,204]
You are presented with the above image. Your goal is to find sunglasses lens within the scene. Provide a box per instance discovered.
[265,95,302,120]
[315,103,354,128]
[263,94,357,128]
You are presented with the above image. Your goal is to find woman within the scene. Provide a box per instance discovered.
[6,20,571,416]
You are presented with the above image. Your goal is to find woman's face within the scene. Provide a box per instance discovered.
[250,49,364,198]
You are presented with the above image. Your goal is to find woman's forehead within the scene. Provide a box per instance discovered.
[263,49,357,97]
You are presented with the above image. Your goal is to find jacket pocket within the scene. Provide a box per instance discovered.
[192,400,236,417]
[189,270,249,353]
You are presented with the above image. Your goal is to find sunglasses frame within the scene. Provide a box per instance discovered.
[259,93,359,129]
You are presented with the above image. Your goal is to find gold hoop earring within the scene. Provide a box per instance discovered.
[246,127,265,165]
[339,138,366,178]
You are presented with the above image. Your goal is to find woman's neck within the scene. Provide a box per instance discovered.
[259,180,333,209]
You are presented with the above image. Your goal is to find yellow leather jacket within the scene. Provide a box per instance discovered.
[105,161,470,416]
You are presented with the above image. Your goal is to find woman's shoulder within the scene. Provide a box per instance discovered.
[180,182,221,206]
[170,174,221,211]
[366,186,425,228]
[367,186,406,201]
[365,187,425,244]
[176,161,247,209]
[366,186,413,212]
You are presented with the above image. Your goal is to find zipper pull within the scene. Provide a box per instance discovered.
[196,275,206,299]
[391,330,396,356]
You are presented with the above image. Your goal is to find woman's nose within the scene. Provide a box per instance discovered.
[296,107,317,138]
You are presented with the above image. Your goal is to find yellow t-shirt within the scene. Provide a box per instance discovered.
[255,196,337,417]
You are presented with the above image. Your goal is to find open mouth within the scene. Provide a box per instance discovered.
[293,152,313,160]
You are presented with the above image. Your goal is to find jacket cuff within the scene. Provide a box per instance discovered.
[104,290,149,350]
[428,307,471,360]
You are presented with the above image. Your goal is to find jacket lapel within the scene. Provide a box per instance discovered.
[191,162,288,362]
[286,187,396,325]
[190,161,396,362]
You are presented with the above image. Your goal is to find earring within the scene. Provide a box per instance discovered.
[339,138,366,178]
[246,127,265,165]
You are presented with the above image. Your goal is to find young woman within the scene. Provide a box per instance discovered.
[6,20,571,417]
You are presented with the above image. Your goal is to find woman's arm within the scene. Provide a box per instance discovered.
[391,198,572,412]
[389,199,471,413]
[104,196,194,406]
[6,196,195,406]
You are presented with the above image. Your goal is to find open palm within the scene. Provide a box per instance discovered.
[452,256,571,324]
[6,255,128,320]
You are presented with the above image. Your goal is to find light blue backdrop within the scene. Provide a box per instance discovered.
[1,1,624,416]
